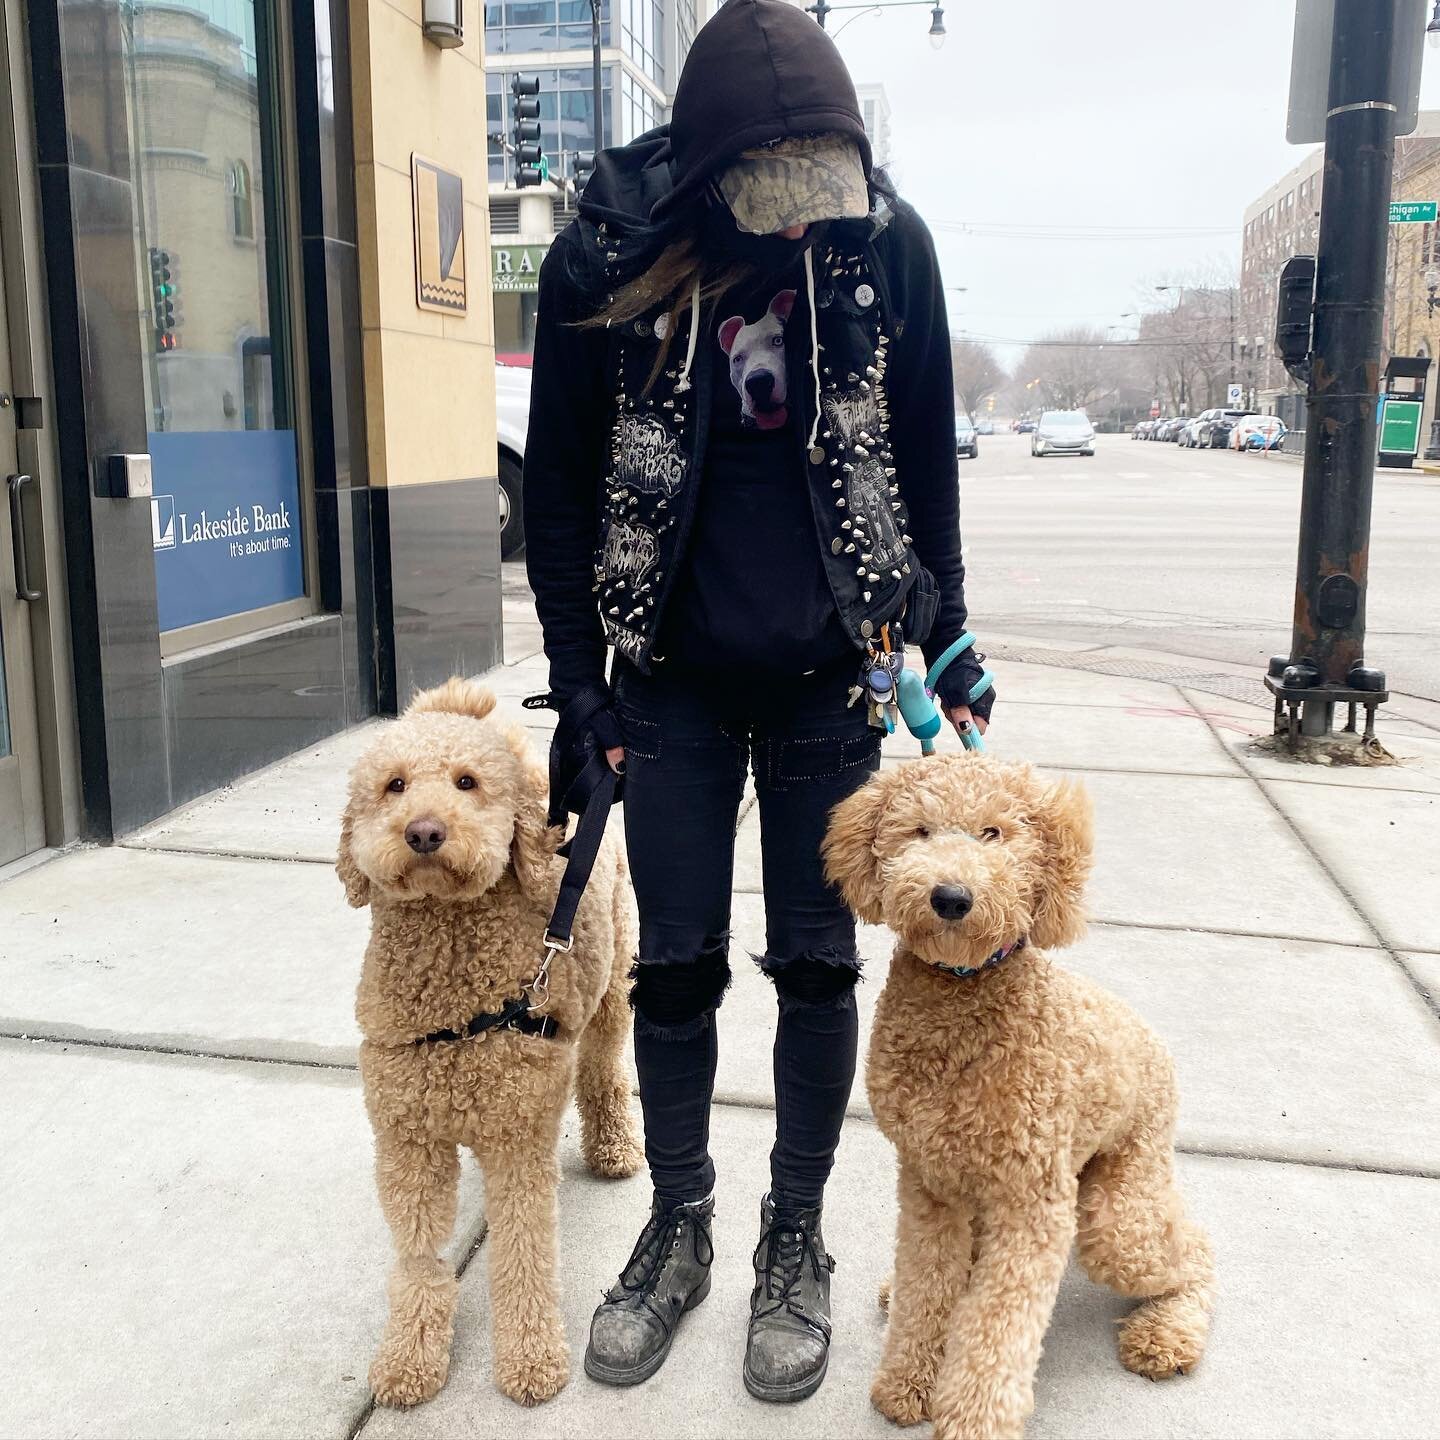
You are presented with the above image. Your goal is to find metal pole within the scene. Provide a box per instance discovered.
[1283,0,1397,735]
[592,0,604,153]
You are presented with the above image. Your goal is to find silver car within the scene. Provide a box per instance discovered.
[1031,410,1096,457]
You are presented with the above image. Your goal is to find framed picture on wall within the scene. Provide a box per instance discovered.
[412,154,467,314]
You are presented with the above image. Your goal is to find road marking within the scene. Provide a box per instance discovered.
[1118,471,1152,480]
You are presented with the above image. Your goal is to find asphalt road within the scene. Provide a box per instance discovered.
[956,433,1440,704]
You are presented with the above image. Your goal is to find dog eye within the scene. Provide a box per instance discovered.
[456,775,476,791]
[980,826,1001,842]
[914,825,930,839]
[386,777,405,794]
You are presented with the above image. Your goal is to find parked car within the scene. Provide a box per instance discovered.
[975,418,995,436]
[1232,415,1286,451]
[1132,419,1153,440]
[1179,410,1216,447]
[1015,418,1037,433]
[495,361,531,558]
[956,414,979,459]
[1158,416,1191,442]
[1032,410,1096,457]
[1198,407,1257,448]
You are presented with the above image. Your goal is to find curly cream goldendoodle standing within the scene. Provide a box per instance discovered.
[824,756,1215,1440]
[338,679,642,1409]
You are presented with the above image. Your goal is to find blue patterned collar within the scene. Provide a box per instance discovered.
[933,937,1027,980]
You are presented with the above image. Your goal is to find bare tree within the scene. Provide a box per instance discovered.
[1013,327,1135,415]
[1136,264,1240,412]
[950,339,1007,418]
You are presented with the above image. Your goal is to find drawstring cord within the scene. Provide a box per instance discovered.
[674,274,702,393]
[804,247,822,451]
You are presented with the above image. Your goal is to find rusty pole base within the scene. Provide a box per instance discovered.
[1263,675,1392,759]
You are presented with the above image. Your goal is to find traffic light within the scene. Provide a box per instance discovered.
[510,74,543,189]
[572,150,595,194]
[149,247,179,353]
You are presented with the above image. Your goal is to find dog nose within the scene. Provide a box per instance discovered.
[930,884,974,921]
[745,370,775,402]
[405,818,447,855]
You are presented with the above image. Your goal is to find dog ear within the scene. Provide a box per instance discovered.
[822,771,893,924]
[507,730,561,901]
[1025,775,1093,950]
[718,314,744,356]
[406,677,497,722]
[336,801,372,909]
[769,289,796,323]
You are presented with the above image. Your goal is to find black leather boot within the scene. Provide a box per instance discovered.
[744,1193,835,1403]
[584,1194,715,1386]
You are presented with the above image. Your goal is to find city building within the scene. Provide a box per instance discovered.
[1239,112,1440,434]
[485,0,709,356]
[856,83,892,171]
[1,0,503,868]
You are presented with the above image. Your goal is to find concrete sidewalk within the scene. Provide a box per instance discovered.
[3,579,1439,1439]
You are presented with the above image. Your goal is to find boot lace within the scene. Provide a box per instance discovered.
[751,1211,834,1340]
[603,1204,714,1327]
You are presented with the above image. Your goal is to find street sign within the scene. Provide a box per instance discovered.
[1287,0,1424,145]
[1390,200,1437,224]
[1227,382,1244,407]
[1378,397,1423,456]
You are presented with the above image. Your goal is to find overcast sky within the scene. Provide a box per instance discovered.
[829,0,1440,364]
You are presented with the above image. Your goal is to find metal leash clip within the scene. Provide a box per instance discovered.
[526,932,574,1013]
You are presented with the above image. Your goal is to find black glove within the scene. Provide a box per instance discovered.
[523,682,625,827]
[933,652,996,725]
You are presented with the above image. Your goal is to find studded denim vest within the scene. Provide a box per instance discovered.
[593,222,923,671]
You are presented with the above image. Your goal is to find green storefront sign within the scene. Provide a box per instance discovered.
[1389,200,1437,224]
[491,243,548,293]
[1378,397,1423,455]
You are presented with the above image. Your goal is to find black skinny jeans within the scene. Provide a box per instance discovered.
[615,656,881,1213]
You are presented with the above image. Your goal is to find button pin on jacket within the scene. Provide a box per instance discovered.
[855,283,875,308]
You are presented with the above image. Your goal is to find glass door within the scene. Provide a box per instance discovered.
[0,221,44,866]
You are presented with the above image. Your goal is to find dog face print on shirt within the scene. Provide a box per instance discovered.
[718,289,796,431]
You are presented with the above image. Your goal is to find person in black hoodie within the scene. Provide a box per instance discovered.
[523,0,994,1403]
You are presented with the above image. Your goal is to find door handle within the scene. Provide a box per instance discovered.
[7,473,41,602]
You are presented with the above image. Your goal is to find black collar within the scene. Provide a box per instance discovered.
[933,938,1027,980]
[415,994,558,1046]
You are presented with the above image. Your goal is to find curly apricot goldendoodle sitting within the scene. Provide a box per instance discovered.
[824,756,1214,1440]
[338,679,642,1409]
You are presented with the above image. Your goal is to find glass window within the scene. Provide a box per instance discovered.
[129,0,306,637]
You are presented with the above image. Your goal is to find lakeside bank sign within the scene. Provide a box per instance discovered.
[148,430,305,632]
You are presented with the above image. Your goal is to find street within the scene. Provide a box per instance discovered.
[959,434,1440,706]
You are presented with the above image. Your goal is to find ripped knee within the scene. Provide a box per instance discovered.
[629,942,731,1037]
[759,949,861,1008]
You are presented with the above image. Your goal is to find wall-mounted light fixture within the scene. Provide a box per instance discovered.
[423,0,464,48]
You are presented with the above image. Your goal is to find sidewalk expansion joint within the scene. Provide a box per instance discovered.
[0,1028,358,1074]
[1187,706,1440,1034]
[117,840,335,867]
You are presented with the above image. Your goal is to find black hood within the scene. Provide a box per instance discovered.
[571,0,871,295]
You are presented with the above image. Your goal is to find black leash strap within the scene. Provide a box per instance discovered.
[520,685,625,1010]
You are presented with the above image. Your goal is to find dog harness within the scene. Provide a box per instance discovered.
[415,995,559,1046]
[933,937,1026,980]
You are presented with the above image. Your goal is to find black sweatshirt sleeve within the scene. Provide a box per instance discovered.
[883,205,992,718]
[522,238,612,703]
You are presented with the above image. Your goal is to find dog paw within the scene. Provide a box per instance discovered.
[1118,1295,1209,1379]
[369,1337,451,1408]
[583,1128,645,1180]
[870,1369,930,1426]
[494,1338,570,1407]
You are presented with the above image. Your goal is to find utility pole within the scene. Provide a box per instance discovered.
[1267,0,1398,745]
[591,0,604,154]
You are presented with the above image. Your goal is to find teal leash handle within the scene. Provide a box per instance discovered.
[917,631,994,754]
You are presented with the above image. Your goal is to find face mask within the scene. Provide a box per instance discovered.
[700,192,827,278]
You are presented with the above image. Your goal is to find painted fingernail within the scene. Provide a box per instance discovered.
[957,720,972,733]
[614,760,627,774]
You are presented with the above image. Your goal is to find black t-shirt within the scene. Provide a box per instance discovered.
[659,266,850,677]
